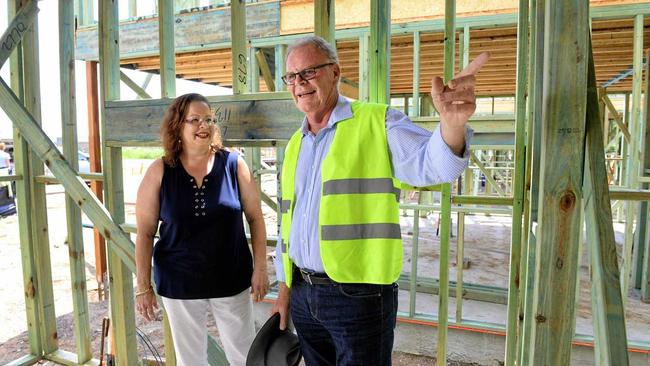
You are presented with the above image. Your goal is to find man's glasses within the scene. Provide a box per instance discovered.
[185,116,216,126]
[281,63,334,85]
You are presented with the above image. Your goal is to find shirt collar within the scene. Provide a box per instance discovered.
[300,95,353,136]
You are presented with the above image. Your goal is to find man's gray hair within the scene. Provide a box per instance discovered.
[286,36,339,64]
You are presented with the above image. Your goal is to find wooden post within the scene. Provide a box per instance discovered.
[274,44,286,92]
[358,33,370,102]
[8,0,44,357]
[369,0,390,104]
[528,0,588,364]
[21,1,59,354]
[159,0,176,98]
[621,14,644,305]
[86,61,107,299]
[314,0,335,46]
[99,1,138,364]
[583,40,630,366]
[231,0,247,95]
[518,0,543,363]
[59,1,91,362]
[639,50,650,303]
[504,0,528,363]
[412,31,420,117]
[437,1,455,364]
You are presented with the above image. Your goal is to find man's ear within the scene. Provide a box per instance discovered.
[332,63,341,81]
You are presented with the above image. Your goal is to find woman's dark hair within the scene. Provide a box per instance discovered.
[161,93,222,166]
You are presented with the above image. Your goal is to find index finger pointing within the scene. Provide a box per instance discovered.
[457,51,490,78]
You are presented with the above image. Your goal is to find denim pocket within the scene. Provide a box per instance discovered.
[338,283,383,298]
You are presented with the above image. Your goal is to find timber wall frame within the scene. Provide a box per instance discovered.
[1,1,650,366]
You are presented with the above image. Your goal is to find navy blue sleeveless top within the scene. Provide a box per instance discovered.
[153,150,253,299]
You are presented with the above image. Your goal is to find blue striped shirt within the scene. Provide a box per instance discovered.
[274,96,472,281]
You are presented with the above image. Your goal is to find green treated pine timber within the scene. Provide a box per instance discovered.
[8,0,43,357]
[22,7,59,354]
[369,0,390,104]
[583,40,630,366]
[231,0,247,95]
[120,71,152,99]
[98,1,138,364]
[451,195,512,206]
[256,49,275,92]
[358,33,370,102]
[128,0,137,18]
[59,0,92,362]
[45,349,100,366]
[462,25,470,69]
[158,0,175,98]
[437,1,454,364]
[314,0,335,46]
[248,47,259,93]
[412,31,420,117]
[641,50,650,302]
[455,212,465,322]
[4,354,41,366]
[630,23,648,294]
[409,210,420,317]
[469,151,506,196]
[504,0,528,362]
[85,0,93,25]
[621,14,644,305]
[518,0,543,363]
[529,0,588,364]
[602,94,631,143]
[275,44,287,91]
[0,0,37,68]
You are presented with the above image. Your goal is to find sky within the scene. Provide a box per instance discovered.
[0,0,230,142]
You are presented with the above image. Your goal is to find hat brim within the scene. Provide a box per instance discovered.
[246,313,283,366]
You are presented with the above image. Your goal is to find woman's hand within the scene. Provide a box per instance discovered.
[136,287,159,321]
[251,267,269,302]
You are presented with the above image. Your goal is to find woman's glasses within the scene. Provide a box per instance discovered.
[185,116,216,126]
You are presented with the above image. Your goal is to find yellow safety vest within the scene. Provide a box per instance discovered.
[280,101,402,287]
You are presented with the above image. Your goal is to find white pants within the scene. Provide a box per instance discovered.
[161,288,255,366]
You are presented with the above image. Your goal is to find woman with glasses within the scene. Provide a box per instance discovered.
[135,93,269,366]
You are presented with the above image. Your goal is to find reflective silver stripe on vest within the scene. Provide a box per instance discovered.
[323,178,400,201]
[280,200,291,213]
[321,223,402,241]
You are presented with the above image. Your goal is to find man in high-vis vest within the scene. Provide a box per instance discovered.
[271,36,489,365]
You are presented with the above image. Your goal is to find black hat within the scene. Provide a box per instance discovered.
[246,313,302,366]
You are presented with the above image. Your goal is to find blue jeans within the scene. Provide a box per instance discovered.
[290,275,398,366]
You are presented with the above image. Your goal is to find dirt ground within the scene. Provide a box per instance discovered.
[0,159,649,365]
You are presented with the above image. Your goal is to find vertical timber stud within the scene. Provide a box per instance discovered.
[437,1,455,365]
[504,0,528,363]
[621,14,645,304]
[99,1,139,364]
[275,44,287,91]
[231,0,247,95]
[583,41,630,366]
[518,0,544,364]
[529,0,588,364]
[8,0,43,357]
[314,0,335,46]
[59,0,92,362]
[369,0,390,105]
[412,31,420,117]
[358,33,370,102]
[86,61,108,299]
[22,0,58,353]
[128,0,137,18]
[642,50,650,303]
[159,0,176,98]
[158,1,177,363]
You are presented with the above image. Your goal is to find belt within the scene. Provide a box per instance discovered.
[296,267,337,286]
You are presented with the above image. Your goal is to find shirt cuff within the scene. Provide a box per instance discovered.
[434,124,473,160]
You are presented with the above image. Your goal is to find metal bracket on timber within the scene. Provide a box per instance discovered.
[0,0,38,67]
[104,93,303,146]
[0,78,136,272]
